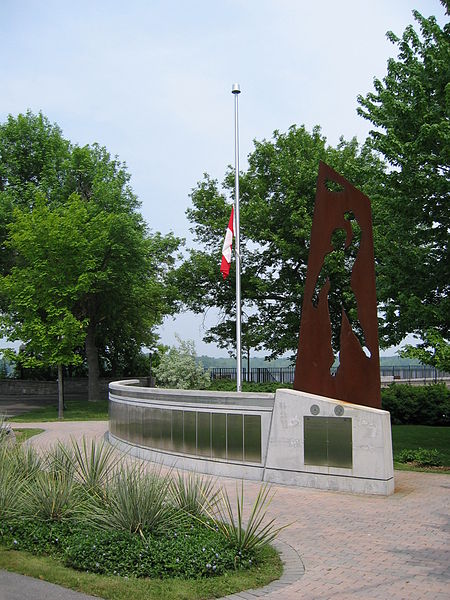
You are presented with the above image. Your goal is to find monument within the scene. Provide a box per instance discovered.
[294,161,381,409]
[108,161,394,495]
[263,161,393,494]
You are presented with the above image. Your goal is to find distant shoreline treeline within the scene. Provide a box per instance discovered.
[195,355,424,369]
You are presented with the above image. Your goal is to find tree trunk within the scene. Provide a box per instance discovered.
[85,323,101,402]
[57,364,64,419]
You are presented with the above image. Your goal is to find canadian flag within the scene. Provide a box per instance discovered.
[220,207,234,279]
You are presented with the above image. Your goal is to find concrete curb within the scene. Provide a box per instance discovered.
[218,539,305,599]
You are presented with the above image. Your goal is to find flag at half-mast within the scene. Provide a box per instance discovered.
[220,207,234,279]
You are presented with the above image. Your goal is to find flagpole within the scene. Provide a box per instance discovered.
[232,83,242,392]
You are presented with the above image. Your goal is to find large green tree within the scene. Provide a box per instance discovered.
[176,126,385,359]
[0,112,181,399]
[357,8,449,360]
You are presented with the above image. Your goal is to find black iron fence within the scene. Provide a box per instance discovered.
[210,365,449,384]
[210,367,295,384]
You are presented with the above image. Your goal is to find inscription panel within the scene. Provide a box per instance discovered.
[304,416,352,468]
[110,402,262,464]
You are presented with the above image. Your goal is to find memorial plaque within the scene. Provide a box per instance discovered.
[160,409,172,450]
[172,410,184,451]
[244,415,262,463]
[183,411,196,455]
[197,412,211,457]
[227,414,243,461]
[304,416,352,468]
[212,413,227,459]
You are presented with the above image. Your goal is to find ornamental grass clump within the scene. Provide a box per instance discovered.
[0,436,287,580]
[169,471,220,519]
[57,436,119,497]
[0,454,27,521]
[6,443,43,479]
[88,463,183,537]
[21,469,83,522]
[203,482,290,553]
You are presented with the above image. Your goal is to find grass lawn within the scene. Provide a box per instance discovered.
[391,425,450,472]
[11,399,109,422]
[12,428,45,442]
[0,545,282,600]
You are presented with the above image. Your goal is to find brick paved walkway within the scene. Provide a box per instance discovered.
[11,421,450,600]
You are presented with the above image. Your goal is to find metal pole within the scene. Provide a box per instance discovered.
[232,83,242,392]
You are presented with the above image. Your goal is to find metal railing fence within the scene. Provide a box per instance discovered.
[209,365,449,384]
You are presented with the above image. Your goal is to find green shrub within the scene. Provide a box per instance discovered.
[381,384,450,426]
[154,337,211,389]
[395,448,444,467]
[0,439,287,581]
[209,379,291,393]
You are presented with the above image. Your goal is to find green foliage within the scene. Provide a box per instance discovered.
[169,472,220,519]
[202,482,289,554]
[0,455,27,521]
[21,471,83,522]
[401,329,450,373]
[0,545,282,600]
[357,11,450,352]
[63,523,250,579]
[57,437,119,496]
[154,337,211,389]
[209,379,291,393]
[0,520,255,579]
[178,126,385,359]
[395,448,444,467]
[0,112,182,401]
[381,384,450,425]
[89,464,183,537]
[0,439,287,581]
[0,520,73,557]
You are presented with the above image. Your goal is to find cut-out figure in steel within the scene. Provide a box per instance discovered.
[312,212,370,367]
[294,162,381,409]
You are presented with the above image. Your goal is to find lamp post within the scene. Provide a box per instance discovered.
[232,83,242,392]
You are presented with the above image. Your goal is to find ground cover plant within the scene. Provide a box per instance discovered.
[0,435,284,597]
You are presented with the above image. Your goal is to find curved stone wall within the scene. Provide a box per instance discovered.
[108,380,394,494]
[108,380,275,480]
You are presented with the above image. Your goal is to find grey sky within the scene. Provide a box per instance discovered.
[1,0,446,357]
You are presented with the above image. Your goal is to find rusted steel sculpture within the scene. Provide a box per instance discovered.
[294,161,381,408]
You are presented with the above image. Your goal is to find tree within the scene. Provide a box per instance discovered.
[0,112,182,399]
[154,336,211,389]
[0,111,70,275]
[401,329,450,373]
[176,126,385,359]
[357,8,450,360]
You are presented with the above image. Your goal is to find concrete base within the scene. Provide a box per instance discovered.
[263,389,394,495]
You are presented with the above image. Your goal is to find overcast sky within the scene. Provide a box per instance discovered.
[1,0,446,357]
